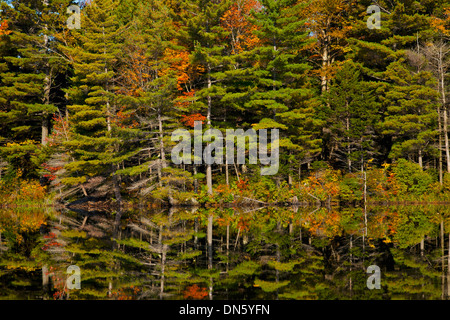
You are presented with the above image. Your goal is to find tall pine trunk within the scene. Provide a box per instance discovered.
[438,44,450,173]
[439,104,443,184]
[41,10,50,146]
[206,63,213,195]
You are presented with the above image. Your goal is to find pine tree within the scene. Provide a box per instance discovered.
[324,61,380,172]
[244,0,322,182]
[60,0,126,199]
[382,58,439,168]
[346,0,443,169]
[0,0,69,179]
[115,0,183,196]
[179,0,232,194]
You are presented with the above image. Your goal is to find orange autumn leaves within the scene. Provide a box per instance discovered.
[0,20,11,36]
[180,113,207,127]
[220,0,261,55]
[431,7,450,36]
[183,284,208,300]
[0,208,47,244]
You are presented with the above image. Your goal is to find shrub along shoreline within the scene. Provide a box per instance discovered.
[2,159,450,209]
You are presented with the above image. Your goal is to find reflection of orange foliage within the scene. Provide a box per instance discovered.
[0,209,47,244]
[216,215,232,227]
[237,216,250,231]
[183,284,208,300]
[305,209,342,237]
[387,211,400,235]
[180,113,206,127]
[111,286,141,300]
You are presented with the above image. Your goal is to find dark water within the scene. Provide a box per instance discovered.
[1,204,449,300]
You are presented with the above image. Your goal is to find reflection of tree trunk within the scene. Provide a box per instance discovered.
[207,215,213,270]
[42,265,49,299]
[441,220,445,272]
[447,233,450,298]
[441,220,445,299]
[349,235,353,296]
[160,247,166,300]
[207,215,213,300]
[299,227,302,244]
[276,242,280,301]
[159,224,166,300]
[226,224,230,272]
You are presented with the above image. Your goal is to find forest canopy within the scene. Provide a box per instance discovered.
[0,0,450,205]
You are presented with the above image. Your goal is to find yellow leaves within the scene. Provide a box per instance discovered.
[6,140,39,147]
[0,207,48,249]
[18,181,47,201]
[431,7,450,36]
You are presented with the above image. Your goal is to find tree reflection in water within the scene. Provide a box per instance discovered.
[0,205,449,300]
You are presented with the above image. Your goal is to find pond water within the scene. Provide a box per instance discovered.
[1,204,450,300]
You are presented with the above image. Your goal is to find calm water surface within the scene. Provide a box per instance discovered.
[1,204,449,300]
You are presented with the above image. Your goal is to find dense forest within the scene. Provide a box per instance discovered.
[1,0,450,206]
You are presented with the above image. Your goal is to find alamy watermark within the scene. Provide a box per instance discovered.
[171,121,279,176]
[66,265,81,290]
[367,5,381,30]
[366,265,381,290]
[67,5,81,30]
[66,4,380,32]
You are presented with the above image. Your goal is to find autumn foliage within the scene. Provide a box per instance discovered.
[0,20,11,36]
[183,284,208,299]
[180,113,207,127]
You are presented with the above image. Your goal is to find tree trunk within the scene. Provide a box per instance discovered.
[438,105,444,184]
[439,45,450,173]
[42,265,49,299]
[418,148,423,169]
[447,233,450,298]
[346,114,351,172]
[206,64,213,195]
[207,214,213,270]
[41,29,51,146]
[320,30,331,94]
[420,238,424,257]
